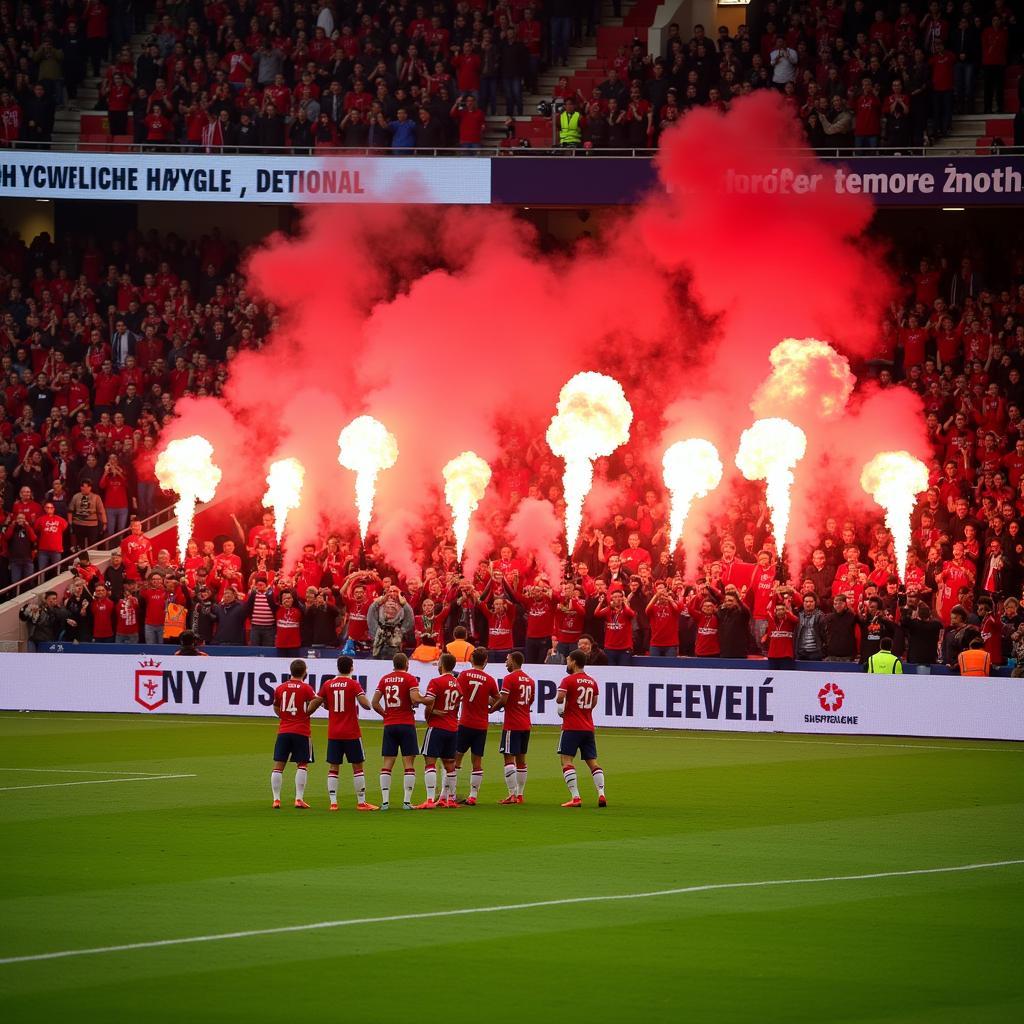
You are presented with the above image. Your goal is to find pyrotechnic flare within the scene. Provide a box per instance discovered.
[860,451,929,580]
[262,457,306,545]
[155,435,222,563]
[752,337,855,421]
[337,415,399,542]
[546,372,633,555]
[662,439,723,550]
[442,451,492,562]
[735,418,807,553]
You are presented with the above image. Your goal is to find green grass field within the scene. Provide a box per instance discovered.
[0,712,1022,1023]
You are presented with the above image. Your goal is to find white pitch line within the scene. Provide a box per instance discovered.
[0,768,181,776]
[0,773,196,793]
[0,859,1020,966]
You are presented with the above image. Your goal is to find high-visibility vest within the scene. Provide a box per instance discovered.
[957,648,991,676]
[866,650,903,674]
[163,601,188,639]
[445,639,474,664]
[559,110,581,144]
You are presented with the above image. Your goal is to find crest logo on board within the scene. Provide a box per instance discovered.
[134,658,165,711]
[817,682,845,712]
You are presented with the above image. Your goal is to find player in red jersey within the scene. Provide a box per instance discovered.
[415,652,462,809]
[318,655,378,812]
[370,652,426,810]
[271,659,321,809]
[491,650,535,804]
[556,649,606,808]
[453,647,501,805]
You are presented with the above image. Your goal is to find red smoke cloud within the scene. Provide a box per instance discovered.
[164,91,925,578]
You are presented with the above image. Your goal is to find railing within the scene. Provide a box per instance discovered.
[0,502,177,606]
[6,140,1022,159]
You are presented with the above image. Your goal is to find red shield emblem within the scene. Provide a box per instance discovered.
[134,661,166,711]
[817,681,845,712]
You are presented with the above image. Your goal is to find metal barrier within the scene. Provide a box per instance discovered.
[0,502,177,606]
[6,140,1020,159]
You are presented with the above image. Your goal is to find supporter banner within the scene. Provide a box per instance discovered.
[490,155,1024,207]
[0,152,492,204]
[1,655,1022,741]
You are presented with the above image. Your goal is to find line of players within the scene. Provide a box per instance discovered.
[270,648,607,811]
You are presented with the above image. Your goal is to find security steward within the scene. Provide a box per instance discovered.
[865,637,903,674]
[957,638,991,677]
[558,97,582,147]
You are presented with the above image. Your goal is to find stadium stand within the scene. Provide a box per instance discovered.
[1,0,1019,153]
[2,221,1024,669]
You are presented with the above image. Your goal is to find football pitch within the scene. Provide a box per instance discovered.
[0,713,1022,1023]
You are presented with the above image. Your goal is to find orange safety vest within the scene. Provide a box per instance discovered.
[957,648,991,676]
[163,601,188,639]
[445,639,475,663]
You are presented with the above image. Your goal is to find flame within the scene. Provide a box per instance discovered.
[860,451,929,580]
[546,372,633,554]
[752,337,855,421]
[442,451,492,562]
[735,417,807,552]
[662,439,723,550]
[155,435,222,562]
[337,415,399,542]
[262,457,306,545]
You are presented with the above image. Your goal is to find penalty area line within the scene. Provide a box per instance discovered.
[0,773,196,793]
[1,858,1021,966]
[0,767,185,776]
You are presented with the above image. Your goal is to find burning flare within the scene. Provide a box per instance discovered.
[662,439,723,550]
[443,451,492,562]
[735,418,807,553]
[860,451,929,580]
[337,415,399,542]
[262,457,306,545]
[155,435,222,563]
[752,337,855,421]
[546,372,633,555]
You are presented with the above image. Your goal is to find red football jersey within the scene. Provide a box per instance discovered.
[91,597,115,639]
[319,676,364,740]
[554,599,586,644]
[648,598,680,647]
[501,669,535,732]
[424,673,461,731]
[595,604,635,650]
[275,680,317,736]
[456,668,499,729]
[525,593,555,638]
[558,671,599,731]
[116,595,138,634]
[375,670,420,725]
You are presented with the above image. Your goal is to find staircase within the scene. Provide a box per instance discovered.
[484,0,650,148]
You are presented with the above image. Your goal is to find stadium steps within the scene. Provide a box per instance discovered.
[485,0,644,147]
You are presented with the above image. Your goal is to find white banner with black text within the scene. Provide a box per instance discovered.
[2,655,1022,741]
[0,151,491,203]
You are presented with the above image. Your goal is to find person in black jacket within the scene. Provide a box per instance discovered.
[903,600,942,666]
[23,84,55,146]
[20,591,73,649]
[415,106,444,149]
[212,586,248,645]
[256,104,286,151]
[824,592,858,660]
[858,597,896,662]
[577,634,608,666]
[499,27,527,116]
[302,588,343,646]
[717,589,752,658]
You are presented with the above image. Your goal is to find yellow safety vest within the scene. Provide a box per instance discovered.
[866,650,903,674]
[559,110,581,144]
[957,649,991,676]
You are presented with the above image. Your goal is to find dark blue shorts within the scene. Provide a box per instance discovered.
[456,725,488,756]
[382,724,419,757]
[558,729,597,760]
[500,729,531,756]
[273,733,314,765]
[326,738,365,765]
[422,726,458,760]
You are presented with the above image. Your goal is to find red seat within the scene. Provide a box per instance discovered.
[975,135,993,154]
[984,117,1013,136]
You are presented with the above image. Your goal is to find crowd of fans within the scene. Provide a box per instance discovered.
[3,224,1024,673]
[1,1,1019,152]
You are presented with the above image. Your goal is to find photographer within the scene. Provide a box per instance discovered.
[903,599,942,666]
[857,596,895,663]
[19,591,74,651]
